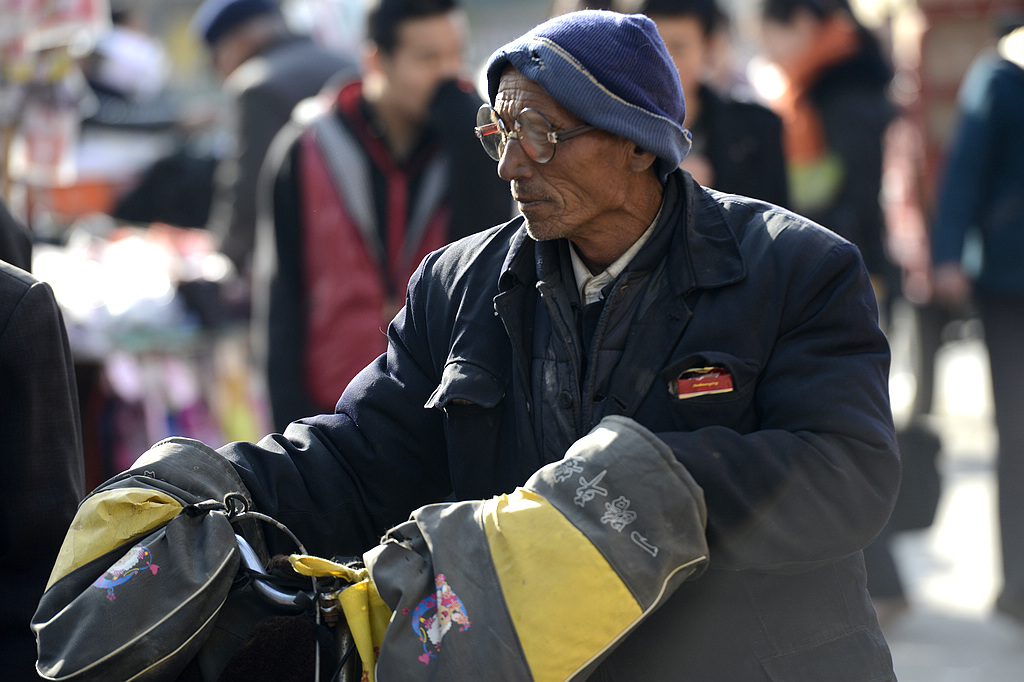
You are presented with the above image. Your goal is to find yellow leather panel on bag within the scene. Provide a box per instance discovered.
[46,488,183,590]
[482,488,641,682]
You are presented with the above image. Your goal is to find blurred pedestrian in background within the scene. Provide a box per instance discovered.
[0,203,85,681]
[640,0,789,206]
[254,0,511,430]
[757,0,897,309]
[930,18,1024,627]
[756,0,914,623]
[192,0,358,279]
[81,2,207,229]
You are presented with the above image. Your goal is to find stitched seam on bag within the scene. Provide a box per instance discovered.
[125,602,227,681]
[51,548,236,678]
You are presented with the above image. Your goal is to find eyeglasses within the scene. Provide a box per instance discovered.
[474,105,597,164]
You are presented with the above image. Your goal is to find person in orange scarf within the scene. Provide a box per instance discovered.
[758,0,907,624]
[758,0,896,298]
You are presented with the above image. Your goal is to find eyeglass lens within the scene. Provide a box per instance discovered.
[475,106,560,164]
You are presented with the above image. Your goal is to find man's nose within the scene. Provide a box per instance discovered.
[497,136,532,182]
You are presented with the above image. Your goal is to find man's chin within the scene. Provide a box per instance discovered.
[522,215,566,243]
[524,220,555,242]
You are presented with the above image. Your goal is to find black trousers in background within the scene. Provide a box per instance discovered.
[979,294,1024,603]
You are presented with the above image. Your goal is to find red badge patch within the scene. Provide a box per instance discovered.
[673,366,734,399]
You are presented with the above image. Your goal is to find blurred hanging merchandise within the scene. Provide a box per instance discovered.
[1,3,271,489]
[0,0,112,233]
[8,79,80,190]
[32,217,269,487]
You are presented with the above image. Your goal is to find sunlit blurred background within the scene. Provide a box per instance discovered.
[2,0,1023,678]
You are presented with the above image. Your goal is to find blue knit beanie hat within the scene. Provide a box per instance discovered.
[485,10,691,182]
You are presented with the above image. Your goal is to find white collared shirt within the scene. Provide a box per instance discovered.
[570,207,662,306]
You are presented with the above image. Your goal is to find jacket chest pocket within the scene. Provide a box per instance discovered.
[659,351,760,431]
[425,360,511,498]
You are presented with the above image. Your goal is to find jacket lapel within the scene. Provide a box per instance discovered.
[492,173,747,436]
[605,173,746,419]
[494,225,542,467]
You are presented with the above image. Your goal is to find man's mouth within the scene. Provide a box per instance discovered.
[514,193,544,207]
[511,183,543,206]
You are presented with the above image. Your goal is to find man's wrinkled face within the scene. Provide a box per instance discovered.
[378,10,465,125]
[493,67,637,244]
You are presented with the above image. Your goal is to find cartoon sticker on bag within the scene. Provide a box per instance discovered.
[92,544,160,600]
[411,573,471,664]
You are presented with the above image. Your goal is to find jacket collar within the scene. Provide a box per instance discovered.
[497,169,745,295]
[674,171,746,291]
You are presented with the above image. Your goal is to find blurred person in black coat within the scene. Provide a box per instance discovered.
[758,0,908,623]
[758,0,896,298]
[0,206,85,680]
[192,0,358,276]
[640,0,790,207]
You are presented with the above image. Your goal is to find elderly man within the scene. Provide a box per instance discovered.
[53,9,898,680]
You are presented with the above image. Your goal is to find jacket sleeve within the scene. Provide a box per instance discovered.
[931,55,1000,266]
[660,231,900,574]
[209,78,290,274]
[0,272,85,669]
[219,256,454,558]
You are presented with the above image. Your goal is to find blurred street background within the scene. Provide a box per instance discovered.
[887,302,1024,680]
[3,1,1024,679]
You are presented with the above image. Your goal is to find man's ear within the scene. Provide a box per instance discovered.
[629,145,658,173]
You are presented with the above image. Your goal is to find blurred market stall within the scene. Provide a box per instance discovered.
[1,0,268,490]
